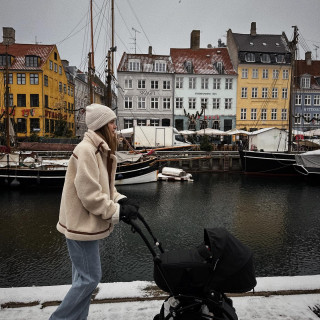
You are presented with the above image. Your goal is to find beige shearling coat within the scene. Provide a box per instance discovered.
[57,130,126,241]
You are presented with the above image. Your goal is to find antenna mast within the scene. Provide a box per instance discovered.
[131,27,140,54]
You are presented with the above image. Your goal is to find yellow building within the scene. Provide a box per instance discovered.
[0,27,75,144]
[227,22,292,131]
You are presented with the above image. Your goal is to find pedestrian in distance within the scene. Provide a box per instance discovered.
[49,103,139,320]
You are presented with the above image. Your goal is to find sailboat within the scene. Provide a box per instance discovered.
[239,26,303,176]
[0,0,159,187]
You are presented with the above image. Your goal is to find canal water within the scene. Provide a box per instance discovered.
[1,173,320,288]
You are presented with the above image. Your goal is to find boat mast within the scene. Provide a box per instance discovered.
[288,26,298,153]
[5,45,10,149]
[88,0,95,104]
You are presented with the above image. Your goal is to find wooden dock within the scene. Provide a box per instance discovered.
[155,150,242,173]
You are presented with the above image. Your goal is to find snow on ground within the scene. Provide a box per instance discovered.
[1,276,320,320]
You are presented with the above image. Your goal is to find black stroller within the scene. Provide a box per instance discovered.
[129,213,257,320]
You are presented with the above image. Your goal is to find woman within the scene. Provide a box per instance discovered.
[50,103,138,320]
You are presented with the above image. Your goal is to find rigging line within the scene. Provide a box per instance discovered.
[125,0,154,53]
[79,8,91,71]
[92,0,110,52]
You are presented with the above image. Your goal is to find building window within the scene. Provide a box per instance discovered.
[262,69,268,79]
[212,98,220,109]
[124,79,133,89]
[54,63,58,73]
[29,73,39,85]
[54,52,58,60]
[273,69,279,79]
[276,55,285,63]
[281,109,287,120]
[17,73,26,84]
[137,119,147,126]
[151,80,158,89]
[59,66,62,75]
[225,78,233,89]
[163,80,171,90]
[64,84,66,93]
[0,54,11,66]
[305,95,311,105]
[271,108,277,120]
[45,95,48,108]
[213,78,221,90]
[30,118,40,132]
[225,98,232,109]
[283,69,289,79]
[4,73,13,84]
[241,87,247,98]
[128,60,140,71]
[44,75,48,87]
[137,97,146,109]
[261,108,267,120]
[17,94,26,107]
[59,82,62,92]
[124,97,133,109]
[189,77,196,89]
[138,79,145,89]
[252,87,258,98]
[240,108,247,120]
[49,60,53,70]
[304,113,311,123]
[154,60,166,72]
[150,119,160,126]
[261,54,271,63]
[251,108,257,120]
[282,88,288,99]
[17,118,27,133]
[216,62,223,74]
[151,97,159,109]
[188,98,196,109]
[201,98,208,109]
[272,88,278,98]
[295,113,301,125]
[295,94,301,105]
[30,94,39,107]
[301,77,311,89]
[252,68,258,79]
[242,68,248,78]
[124,119,133,128]
[184,60,193,73]
[175,97,183,109]
[262,87,268,99]
[176,77,183,89]
[68,86,70,95]
[25,56,38,67]
[4,93,13,106]
[163,97,171,109]
[314,95,320,106]
[201,78,209,89]
[245,53,255,62]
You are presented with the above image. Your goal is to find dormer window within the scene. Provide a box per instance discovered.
[184,60,193,73]
[0,54,11,66]
[276,54,285,63]
[245,53,255,62]
[25,55,39,67]
[216,62,223,74]
[128,59,141,71]
[261,53,271,63]
[301,76,311,89]
[154,60,166,72]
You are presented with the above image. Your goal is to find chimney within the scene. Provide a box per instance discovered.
[305,51,312,66]
[190,30,200,50]
[2,27,15,45]
[250,22,257,36]
[148,46,152,55]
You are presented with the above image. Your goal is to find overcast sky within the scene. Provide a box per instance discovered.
[1,0,320,79]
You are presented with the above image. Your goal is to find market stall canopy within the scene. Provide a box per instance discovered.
[179,130,197,135]
[196,128,228,136]
[117,128,133,137]
[303,129,320,137]
[226,128,250,135]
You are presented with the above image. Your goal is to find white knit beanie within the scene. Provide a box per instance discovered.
[85,103,117,131]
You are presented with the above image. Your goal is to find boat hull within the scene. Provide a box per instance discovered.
[239,150,298,176]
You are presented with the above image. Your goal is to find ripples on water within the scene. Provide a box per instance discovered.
[1,173,320,288]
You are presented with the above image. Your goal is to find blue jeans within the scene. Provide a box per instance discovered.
[49,239,102,320]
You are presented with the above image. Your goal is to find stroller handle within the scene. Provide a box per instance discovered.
[128,212,164,258]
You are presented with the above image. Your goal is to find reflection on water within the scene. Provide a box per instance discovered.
[1,173,320,288]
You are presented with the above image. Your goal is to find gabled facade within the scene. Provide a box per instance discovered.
[117,47,174,129]
[0,27,75,143]
[227,22,292,131]
[171,30,237,131]
[294,51,320,132]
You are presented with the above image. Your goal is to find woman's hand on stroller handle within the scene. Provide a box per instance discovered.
[119,204,139,224]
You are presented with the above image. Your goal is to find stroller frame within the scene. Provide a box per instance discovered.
[129,214,238,320]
